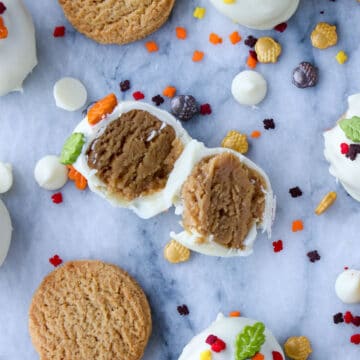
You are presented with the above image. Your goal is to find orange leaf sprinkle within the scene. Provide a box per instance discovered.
[176,27,187,40]
[87,93,117,126]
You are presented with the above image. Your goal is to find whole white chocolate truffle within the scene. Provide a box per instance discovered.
[0,199,12,267]
[54,77,87,111]
[34,155,68,191]
[231,70,267,106]
[335,269,360,304]
[0,162,13,193]
[179,313,284,360]
[0,0,37,96]
[209,0,300,30]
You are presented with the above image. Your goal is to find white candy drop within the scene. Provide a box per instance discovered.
[0,162,13,193]
[335,269,360,304]
[53,77,87,111]
[231,70,267,106]
[34,155,68,191]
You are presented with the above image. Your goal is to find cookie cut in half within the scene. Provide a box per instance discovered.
[58,0,176,44]
[29,260,152,360]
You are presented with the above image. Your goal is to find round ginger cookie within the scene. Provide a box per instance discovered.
[29,260,152,360]
[58,0,176,45]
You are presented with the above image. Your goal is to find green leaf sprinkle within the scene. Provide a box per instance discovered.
[234,322,266,360]
[339,116,360,142]
[60,133,85,165]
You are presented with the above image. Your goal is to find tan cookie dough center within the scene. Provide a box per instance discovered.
[181,152,266,249]
[87,109,183,201]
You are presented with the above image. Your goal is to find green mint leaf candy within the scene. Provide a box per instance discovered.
[60,133,85,165]
[235,322,266,360]
[339,116,360,142]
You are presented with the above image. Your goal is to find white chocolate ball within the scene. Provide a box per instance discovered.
[0,162,13,193]
[0,199,12,267]
[335,269,360,304]
[231,70,267,106]
[53,77,87,111]
[34,155,68,191]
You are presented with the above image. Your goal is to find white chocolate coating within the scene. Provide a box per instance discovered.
[34,156,68,191]
[170,141,275,257]
[335,269,360,304]
[53,77,87,111]
[324,94,360,201]
[0,162,13,193]
[0,199,12,267]
[0,0,37,96]
[209,0,300,30]
[231,71,267,106]
[178,313,284,360]
[73,101,192,219]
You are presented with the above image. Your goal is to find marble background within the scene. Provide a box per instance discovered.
[0,0,360,359]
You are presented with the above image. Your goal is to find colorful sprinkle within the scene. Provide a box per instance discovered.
[145,41,158,52]
[87,93,118,126]
[67,165,87,190]
[229,311,241,317]
[200,103,212,115]
[263,118,275,130]
[289,187,303,198]
[333,312,344,324]
[350,334,360,345]
[252,354,265,360]
[274,22,288,32]
[51,192,63,204]
[49,255,63,267]
[193,7,206,19]
[200,350,212,360]
[340,142,349,155]
[336,50,348,64]
[205,335,218,345]
[251,130,262,139]
[53,26,66,37]
[176,27,187,40]
[272,351,284,360]
[272,240,283,253]
[247,53,258,69]
[352,316,360,327]
[0,17,8,39]
[0,2,6,14]
[245,35,258,48]
[307,250,321,263]
[120,80,131,92]
[152,95,165,106]
[346,144,360,161]
[177,304,189,316]
[133,91,145,101]
[163,86,177,98]
[229,31,242,45]
[344,311,354,324]
[211,338,226,353]
[292,220,304,232]
[192,50,205,62]
[209,33,222,45]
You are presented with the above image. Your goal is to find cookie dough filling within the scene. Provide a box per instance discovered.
[181,152,266,249]
[86,109,184,201]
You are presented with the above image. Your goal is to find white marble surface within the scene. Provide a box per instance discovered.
[1,0,360,359]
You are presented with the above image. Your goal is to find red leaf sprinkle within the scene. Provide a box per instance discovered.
[133,91,145,101]
[49,255,63,267]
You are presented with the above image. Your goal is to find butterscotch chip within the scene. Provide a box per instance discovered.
[255,37,282,63]
[86,109,183,201]
[181,152,267,249]
[284,336,312,360]
[311,22,337,49]
[29,260,152,360]
[164,240,191,263]
[58,0,176,45]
